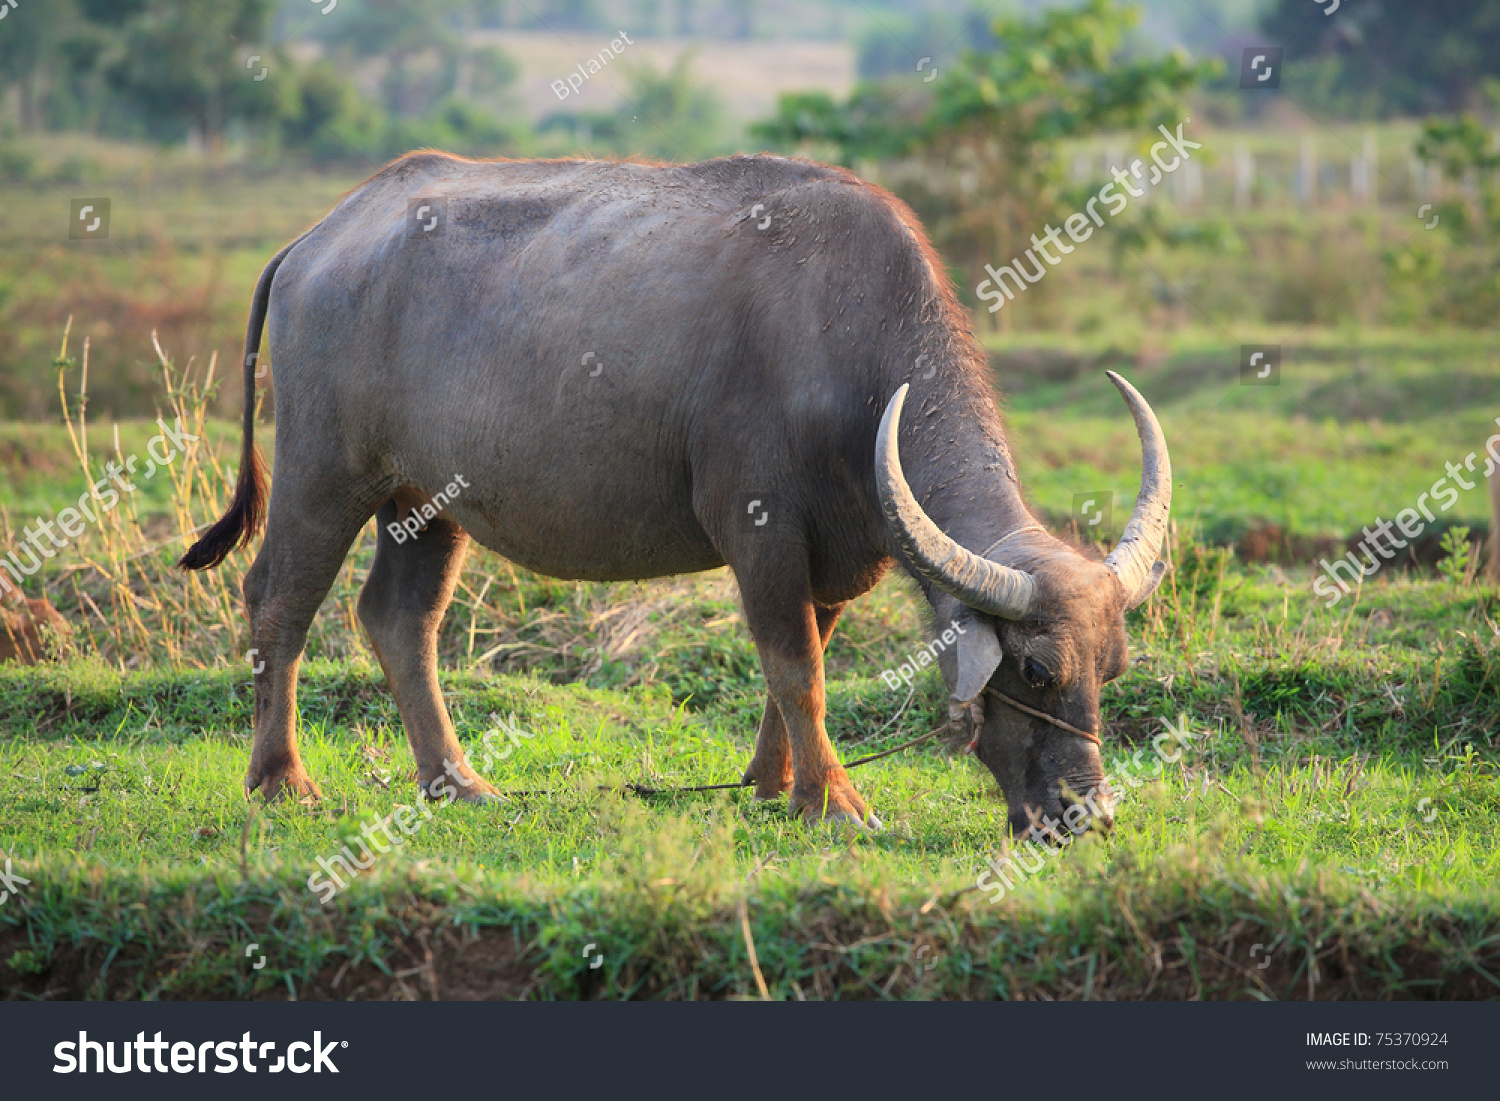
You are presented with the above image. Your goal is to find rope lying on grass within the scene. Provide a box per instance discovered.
[479,684,1099,800]
[478,724,957,800]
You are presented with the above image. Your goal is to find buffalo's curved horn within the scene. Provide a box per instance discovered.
[1103,371,1172,602]
[875,385,1035,619]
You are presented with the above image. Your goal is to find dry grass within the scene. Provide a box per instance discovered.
[4,324,924,692]
[0,322,246,670]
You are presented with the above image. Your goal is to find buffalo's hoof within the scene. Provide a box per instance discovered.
[418,775,501,804]
[815,809,882,832]
[741,759,793,801]
[791,774,875,829]
[246,765,322,805]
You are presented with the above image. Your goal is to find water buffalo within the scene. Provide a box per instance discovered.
[181,151,1171,834]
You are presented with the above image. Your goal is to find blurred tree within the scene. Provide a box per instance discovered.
[854,10,993,81]
[473,0,507,29]
[0,0,90,131]
[1262,0,1500,116]
[317,0,456,61]
[383,95,524,159]
[632,0,663,37]
[1417,115,1500,217]
[1,0,527,161]
[753,0,1217,318]
[334,0,459,118]
[467,45,520,98]
[538,50,724,160]
[98,0,279,149]
[272,60,381,156]
[311,0,520,120]
[616,51,724,158]
[1390,115,1500,326]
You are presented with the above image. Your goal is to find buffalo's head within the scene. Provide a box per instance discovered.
[875,372,1170,840]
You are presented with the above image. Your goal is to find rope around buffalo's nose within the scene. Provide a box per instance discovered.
[981,685,1102,745]
[476,685,1098,800]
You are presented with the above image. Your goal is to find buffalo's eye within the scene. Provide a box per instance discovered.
[1022,657,1055,689]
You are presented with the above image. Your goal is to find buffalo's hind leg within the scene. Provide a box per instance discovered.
[242,477,386,803]
[358,502,498,803]
[741,602,844,800]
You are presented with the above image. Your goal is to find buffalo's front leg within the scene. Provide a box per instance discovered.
[741,602,843,800]
[737,577,874,827]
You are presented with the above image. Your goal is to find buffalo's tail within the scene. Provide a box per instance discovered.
[179,234,307,572]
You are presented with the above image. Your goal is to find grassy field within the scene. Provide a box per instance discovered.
[1,331,1498,997]
[1,557,1497,998]
[1,130,1498,998]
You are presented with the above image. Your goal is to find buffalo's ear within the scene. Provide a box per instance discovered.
[950,612,1003,704]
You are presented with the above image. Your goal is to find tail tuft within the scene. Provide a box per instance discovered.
[179,446,267,571]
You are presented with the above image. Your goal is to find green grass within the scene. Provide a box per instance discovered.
[1,648,1495,891]
[2,558,1498,998]
[990,331,1500,545]
[6,841,1499,1001]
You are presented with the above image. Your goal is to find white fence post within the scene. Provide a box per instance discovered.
[1352,131,1377,205]
[1298,135,1317,204]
